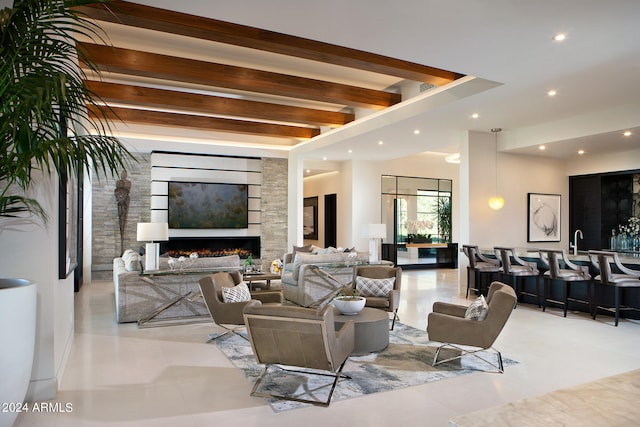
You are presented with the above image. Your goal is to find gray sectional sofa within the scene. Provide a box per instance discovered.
[281,250,370,307]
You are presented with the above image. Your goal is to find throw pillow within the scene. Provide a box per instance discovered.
[221,282,251,303]
[292,244,315,260]
[121,249,140,272]
[355,276,395,297]
[464,295,489,321]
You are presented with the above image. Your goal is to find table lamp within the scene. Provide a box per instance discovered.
[363,223,386,262]
[137,222,169,271]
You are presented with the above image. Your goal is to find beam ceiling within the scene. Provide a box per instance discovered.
[77,0,465,146]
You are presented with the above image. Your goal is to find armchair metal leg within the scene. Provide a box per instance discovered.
[250,360,350,407]
[390,310,399,330]
[206,324,248,342]
[432,343,504,373]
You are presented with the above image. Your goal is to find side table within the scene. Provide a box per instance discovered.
[333,307,389,354]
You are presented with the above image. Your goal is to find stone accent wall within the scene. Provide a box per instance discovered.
[260,158,288,268]
[92,153,151,279]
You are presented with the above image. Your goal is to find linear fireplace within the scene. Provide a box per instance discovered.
[160,237,260,259]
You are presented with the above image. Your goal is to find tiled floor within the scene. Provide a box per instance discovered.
[15,269,640,427]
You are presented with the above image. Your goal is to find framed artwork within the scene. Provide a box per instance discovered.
[527,193,561,242]
[303,196,318,240]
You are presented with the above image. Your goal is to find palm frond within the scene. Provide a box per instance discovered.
[0,195,48,220]
[1,0,135,222]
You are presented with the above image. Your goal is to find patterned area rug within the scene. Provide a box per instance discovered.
[215,322,518,412]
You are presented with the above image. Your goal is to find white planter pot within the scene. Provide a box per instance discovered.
[0,279,37,427]
[333,296,366,315]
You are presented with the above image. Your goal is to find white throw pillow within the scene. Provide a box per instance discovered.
[464,295,489,321]
[121,249,139,272]
[355,276,395,297]
[221,282,251,303]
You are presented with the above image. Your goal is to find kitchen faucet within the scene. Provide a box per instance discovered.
[572,229,583,256]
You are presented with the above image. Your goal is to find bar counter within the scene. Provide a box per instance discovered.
[474,247,640,321]
[478,248,640,266]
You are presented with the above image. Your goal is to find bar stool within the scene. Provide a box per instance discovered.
[462,245,500,298]
[588,250,640,326]
[494,247,541,307]
[538,249,591,317]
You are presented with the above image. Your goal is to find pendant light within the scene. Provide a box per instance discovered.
[488,128,504,210]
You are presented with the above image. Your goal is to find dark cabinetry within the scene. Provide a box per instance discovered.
[570,171,636,250]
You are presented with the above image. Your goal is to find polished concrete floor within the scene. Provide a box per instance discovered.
[15,269,640,427]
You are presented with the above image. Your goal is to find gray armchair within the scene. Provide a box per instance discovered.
[427,281,517,372]
[242,300,355,406]
[354,265,402,330]
[198,271,282,340]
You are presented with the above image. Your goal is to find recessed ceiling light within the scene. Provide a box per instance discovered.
[306,169,311,173]
[471,113,479,119]
[414,129,420,135]
[539,145,546,150]
[378,140,384,145]
[553,33,566,41]
[623,131,632,137]
[348,149,353,153]
[322,156,327,160]
[578,150,585,155]
[547,90,557,97]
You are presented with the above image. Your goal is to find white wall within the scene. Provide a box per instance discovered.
[0,172,74,401]
[466,131,568,250]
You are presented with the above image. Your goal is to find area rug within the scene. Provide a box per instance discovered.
[215,322,518,412]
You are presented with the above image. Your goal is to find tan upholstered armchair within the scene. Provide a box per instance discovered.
[354,265,402,330]
[242,300,355,406]
[198,271,282,340]
[427,281,517,372]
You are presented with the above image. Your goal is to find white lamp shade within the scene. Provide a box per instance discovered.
[137,222,169,242]
[362,223,386,239]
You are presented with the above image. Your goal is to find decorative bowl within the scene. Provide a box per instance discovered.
[333,296,366,315]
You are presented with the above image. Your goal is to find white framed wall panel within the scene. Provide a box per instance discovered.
[150,152,263,238]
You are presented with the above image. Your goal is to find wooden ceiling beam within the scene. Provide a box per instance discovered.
[76,1,463,86]
[85,81,354,127]
[90,105,321,139]
[78,42,401,109]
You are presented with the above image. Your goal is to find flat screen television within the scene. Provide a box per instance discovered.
[168,181,248,229]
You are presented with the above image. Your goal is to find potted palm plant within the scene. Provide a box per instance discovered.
[1,1,132,422]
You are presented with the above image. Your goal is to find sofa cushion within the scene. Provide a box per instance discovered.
[292,244,315,260]
[464,295,488,321]
[221,282,251,303]
[355,276,395,297]
[121,249,140,272]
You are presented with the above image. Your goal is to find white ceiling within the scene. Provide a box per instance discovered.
[124,0,640,167]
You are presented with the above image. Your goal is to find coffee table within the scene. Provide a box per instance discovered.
[243,272,281,291]
[333,307,389,354]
